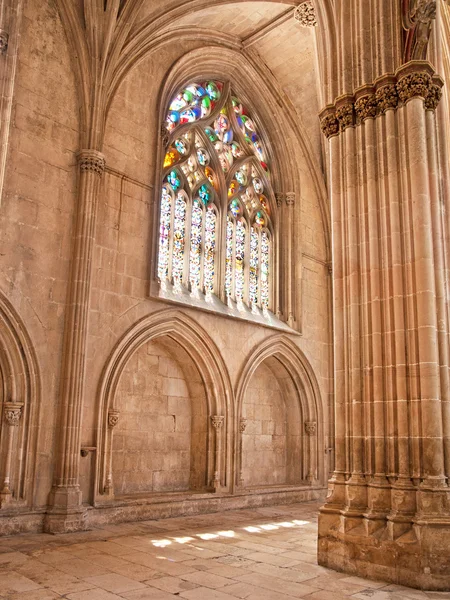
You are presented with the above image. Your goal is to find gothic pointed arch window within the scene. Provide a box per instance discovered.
[156,80,277,318]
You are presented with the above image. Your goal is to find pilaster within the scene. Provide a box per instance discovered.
[45,149,106,534]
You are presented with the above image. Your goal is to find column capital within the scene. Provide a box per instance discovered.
[211,415,224,429]
[4,402,24,426]
[320,62,443,138]
[0,30,8,54]
[335,94,355,131]
[285,192,295,206]
[77,149,106,176]
[305,421,317,436]
[108,409,120,429]
[275,192,284,207]
[319,105,339,139]
[354,85,377,123]
[239,418,247,433]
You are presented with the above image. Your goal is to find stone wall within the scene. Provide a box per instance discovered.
[0,0,331,534]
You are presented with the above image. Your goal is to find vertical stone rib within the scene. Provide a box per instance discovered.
[49,150,105,524]
[403,94,444,483]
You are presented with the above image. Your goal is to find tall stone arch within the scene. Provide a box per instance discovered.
[94,308,234,510]
[0,293,40,531]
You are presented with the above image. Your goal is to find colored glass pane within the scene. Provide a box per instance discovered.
[167,170,181,190]
[198,184,210,204]
[230,199,240,217]
[235,220,245,302]
[255,211,265,227]
[172,193,187,285]
[158,186,172,281]
[261,231,270,309]
[253,177,263,194]
[189,200,202,291]
[204,207,216,295]
[225,217,234,299]
[249,227,259,307]
[197,148,209,166]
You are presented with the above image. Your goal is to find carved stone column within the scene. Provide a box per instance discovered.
[0,402,23,506]
[104,409,119,496]
[285,192,296,328]
[304,421,316,483]
[46,150,106,533]
[211,416,224,492]
[238,418,247,488]
[318,61,450,590]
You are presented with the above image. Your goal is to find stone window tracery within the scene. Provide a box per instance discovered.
[157,80,275,314]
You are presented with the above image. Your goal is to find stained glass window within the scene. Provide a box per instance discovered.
[158,79,275,313]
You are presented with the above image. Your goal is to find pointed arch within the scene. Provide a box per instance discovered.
[0,293,41,509]
[235,335,325,485]
[95,308,234,498]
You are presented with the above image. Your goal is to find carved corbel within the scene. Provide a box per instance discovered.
[1,402,24,503]
[335,95,355,132]
[211,416,224,492]
[0,30,8,54]
[402,0,437,62]
[354,86,377,123]
[319,105,339,139]
[104,409,120,495]
[238,418,247,487]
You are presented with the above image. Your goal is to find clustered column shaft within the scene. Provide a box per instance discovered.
[318,60,450,589]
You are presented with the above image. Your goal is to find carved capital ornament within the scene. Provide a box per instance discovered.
[305,421,317,436]
[0,30,8,54]
[77,150,106,176]
[211,415,224,429]
[240,418,247,433]
[294,1,317,27]
[108,409,120,429]
[320,62,442,139]
[4,403,24,426]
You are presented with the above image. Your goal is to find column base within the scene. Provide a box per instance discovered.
[44,507,88,534]
[45,485,87,533]
[318,509,450,590]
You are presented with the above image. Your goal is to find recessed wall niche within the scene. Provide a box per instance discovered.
[241,357,303,488]
[112,336,208,496]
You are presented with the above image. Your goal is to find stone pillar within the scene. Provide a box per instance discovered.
[318,61,450,591]
[211,415,224,492]
[285,192,296,328]
[238,418,247,488]
[304,421,316,482]
[46,149,106,533]
[0,401,23,506]
[104,409,119,496]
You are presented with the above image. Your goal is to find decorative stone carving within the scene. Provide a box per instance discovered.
[77,150,106,176]
[336,102,355,131]
[239,418,247,433]
[285,192,295,206]
[160,124,170,148]
[397,71,432,103]
[0,30,8,54]
[293,1,317,27]
[211,415,224,429]
[320,112,339,139]
[355,95,377,122]
[425,81,443,111]
[402,0,437,61]
[320,63,442,139]
[4,403,23,426]
[305,421,317,436]
[275,192,284,208]
[108,409,119,428]
[375,84,399,114]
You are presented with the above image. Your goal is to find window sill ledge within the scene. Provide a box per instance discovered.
[149,280,299,335]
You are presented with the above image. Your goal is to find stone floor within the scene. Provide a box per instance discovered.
[0,501,448,600]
